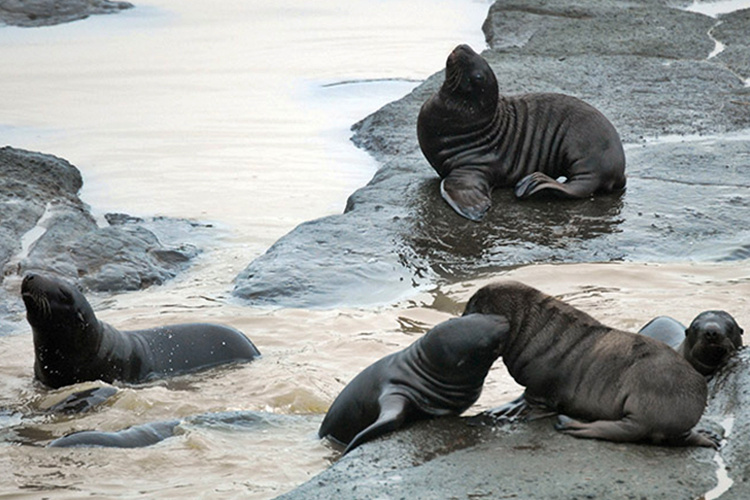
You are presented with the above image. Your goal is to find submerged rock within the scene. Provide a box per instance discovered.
[0,0,133,28]
[234,0,750,308]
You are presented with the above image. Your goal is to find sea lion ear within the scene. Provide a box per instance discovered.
[440,171,492,222]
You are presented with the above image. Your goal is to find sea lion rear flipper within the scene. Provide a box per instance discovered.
[515,167,601,199]
[555,415,647,442]
[440,170,493,222]
[344,393,409,454]
[556,415,720,449]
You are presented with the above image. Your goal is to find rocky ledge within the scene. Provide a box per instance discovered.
[0,147,209,334]
[233,0,750,308]
[0,0,132,28]
[282,349,750,499]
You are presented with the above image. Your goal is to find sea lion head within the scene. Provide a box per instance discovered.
[419,313,508,383]
[441,44,498,116]
[22,273,98,351]
[683,310,743,376]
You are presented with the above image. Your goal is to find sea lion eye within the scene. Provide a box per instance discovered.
[473,72,484,82]
[60,289,74,305]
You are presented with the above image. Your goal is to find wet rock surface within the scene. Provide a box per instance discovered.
[0,147,209,334]
[0,0,132,28]
[280,0,750,498]
[281,349,750,500]
[233,0,750,309]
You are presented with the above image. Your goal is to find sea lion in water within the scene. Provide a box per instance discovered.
[22,273,261,389]
[417,44,626,221]
[318,314,509,454]
[464,281,716,447]
[49,420,180,448]
[639,311,743,376]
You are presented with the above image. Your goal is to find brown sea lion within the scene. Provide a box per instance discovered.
[22,273,261,389]
[639,311,743,376]
[464,281,716,448]
[318,314,509,454]
[417,44,626,221]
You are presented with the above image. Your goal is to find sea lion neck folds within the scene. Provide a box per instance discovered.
[464,281,717,448]
[418,44,626,222]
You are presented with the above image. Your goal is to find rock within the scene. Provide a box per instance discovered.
[280,348,750,500]
[714,8,750,83]
[233,0,750,308]
[0,147,207,332]
[0,0,133,28]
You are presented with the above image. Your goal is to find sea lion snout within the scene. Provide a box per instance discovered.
[448,44,477,64]
[21,273,35,291]
[701,323,723,343]
[21,273,56,319]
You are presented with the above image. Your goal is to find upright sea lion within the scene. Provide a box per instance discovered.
[417,44,626,221]
[22,273,261,389]
[464,281,716,447]
[639,311,743,376]
[318,314,509,454]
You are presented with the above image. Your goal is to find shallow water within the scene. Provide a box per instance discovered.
[1,0,750,498]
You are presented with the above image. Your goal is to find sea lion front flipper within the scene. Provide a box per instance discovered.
[344,393,410,454]
[440,169,493,222]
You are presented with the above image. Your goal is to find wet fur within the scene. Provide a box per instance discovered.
[464,281,715,447]
[640,312,743,376]
[418,44,626,221]
[22,274,260,388]
[318,314,509,454]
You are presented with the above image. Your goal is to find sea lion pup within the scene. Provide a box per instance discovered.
[639,311,743,376]
[417,44,626,221]
[318,314,509,454]
[22,273,261,389]
[464,281,717,448]
[49,420,180,448]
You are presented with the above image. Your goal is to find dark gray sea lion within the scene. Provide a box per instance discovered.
[47,386,119,414]
[464,281,716,447]
[318,314,509,454]
[22,273,261,389]
[49,420,180,448]
[639,311,743,376]
[417,44,626,221]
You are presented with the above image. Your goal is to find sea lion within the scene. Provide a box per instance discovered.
[49,420,180,448]
[417,44,626,221]
[318,314,509,454]
[639,311,743,376]
[464,281,716,447]
[22,273,261,389]
[47,386,119,414]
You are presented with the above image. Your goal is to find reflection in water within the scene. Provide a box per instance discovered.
[405,178,625,280]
